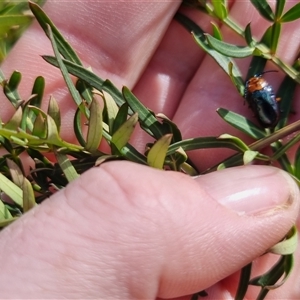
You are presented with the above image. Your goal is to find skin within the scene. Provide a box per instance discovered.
[0,1,300,299]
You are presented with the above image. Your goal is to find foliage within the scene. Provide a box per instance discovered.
[0,0,45,62]
[0,0,299,299]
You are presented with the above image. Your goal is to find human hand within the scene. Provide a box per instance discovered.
[0,1,299,299]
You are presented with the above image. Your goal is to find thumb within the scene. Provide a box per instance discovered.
[0,162,298,299]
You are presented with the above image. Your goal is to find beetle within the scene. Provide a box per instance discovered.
[244,71,280,128]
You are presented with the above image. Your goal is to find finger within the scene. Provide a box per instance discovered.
[0,162,298,299]
[0,1,180,137]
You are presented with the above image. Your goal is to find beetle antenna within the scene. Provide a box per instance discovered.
[260,70,278,75]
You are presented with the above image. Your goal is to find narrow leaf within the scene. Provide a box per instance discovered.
[47,95,61,131]
[147,134,173,169]
[211,22,222,40]
[0,172,23,207]
[295,146,300,180]
[0,200,13,220]
[7,159,23,188]
[276,73,298,129]
[217,108,266,139]
[73,107,86,147]
[4,106,22,130]
[280,3,300,22]
[102,90,119,134]
[85,97,103,153]
[29,1,82,64]
[206,34,254,58]
[275,0,286,18]
[167,136,248,156]
[46,25,87,117]
[212,0,228,19]
[270,22,281,54]
[122,86,165,139]
[218,134,249,152]
[175,13,243,81]
[22,177,36,213]
[156,113,182,143]
[269,226,297,255]
[111,113,138,151]
[243,150,259,164]
[42,56,126,108]
[76,77,93,106]
[30,76,45,108]
[244,23,254,46]
[0,15,32,36]
[250,0,275,21]
[235,263,252,300]
[112,103,129,134]
[55,152,79,182]
[32,111,47,138]
[3,70,22,107]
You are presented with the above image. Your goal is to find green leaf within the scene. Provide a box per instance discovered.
[271,134,300,170]
[111,113,138,151]
[73,107,86,147]
[122,86,165,139]
[0,15,32,37]
[169,147,188,172]
[206,34,254,58]
[3,70,22,107]
[45,115,64,146]
[295,146,300,180]
[7,159,24,188]
[269,226,297,255]
[102,90,119,135]
[211,22,222,40]
[269,22,281,54]
[47,95,61,132]
[116,143,147,165]
[156,113,182,143]
[167,136,248,156]
[0,200,13,220]
[31,76,45,108]
[25,76,45,128]
[22,177,36,213]
[243,150,259,164]
[0,217,18,228]
[42,56,126,108]
[4,106,22,130]
[217,108,266,139]
[55,151,79,182]
[228,62,244,95]
[244,23,254,46]
[277,76,298,129]
[275,0,286,19]
[235,263,252,300]
[147,134,173,169]
[76,76,93,106]
[85,97,103,154]
[29,1,82,64]
[250,0,275,22]
[280,3,300,22]
[175,13,243,86]
[112,103,129,134]
[46,25,88,118]
[212,0,228,19]
[0,172,23,207]
[31,111,46,139]
[218,134,249,152]
[250,254,294,299]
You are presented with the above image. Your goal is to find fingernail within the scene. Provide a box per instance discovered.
[196,166,298,215]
